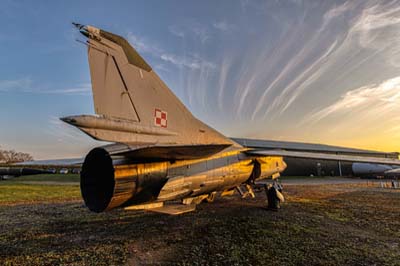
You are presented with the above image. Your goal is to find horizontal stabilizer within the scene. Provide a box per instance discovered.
[61,115,178,143]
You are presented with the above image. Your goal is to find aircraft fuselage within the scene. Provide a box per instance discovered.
[80,147,286,212]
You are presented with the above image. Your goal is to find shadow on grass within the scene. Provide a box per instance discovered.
[1,186,400,265]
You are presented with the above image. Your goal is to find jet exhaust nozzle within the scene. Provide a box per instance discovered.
[80,147,137,212]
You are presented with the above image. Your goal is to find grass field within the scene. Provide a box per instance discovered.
[8,174,80,183]
[1,175,400,265]
[0,174,80,205]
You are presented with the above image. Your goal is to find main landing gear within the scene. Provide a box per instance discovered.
[265,179,284,211]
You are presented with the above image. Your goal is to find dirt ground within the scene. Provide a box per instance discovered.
[1,179,400,266]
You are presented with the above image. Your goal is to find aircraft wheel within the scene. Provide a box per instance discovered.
[267,186,281,210]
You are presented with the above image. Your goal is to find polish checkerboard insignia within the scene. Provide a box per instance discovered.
[154,109,167,128]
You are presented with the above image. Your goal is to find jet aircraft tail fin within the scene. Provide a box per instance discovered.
[64,24,235,149]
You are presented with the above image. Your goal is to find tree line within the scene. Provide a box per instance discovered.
[0,149,33,163]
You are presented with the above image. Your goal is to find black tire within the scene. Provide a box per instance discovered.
[267,187,280,210]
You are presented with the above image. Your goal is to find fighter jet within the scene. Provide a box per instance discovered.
[60,24,400,214]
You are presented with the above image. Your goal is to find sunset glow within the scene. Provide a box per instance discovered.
[0,0,399,159]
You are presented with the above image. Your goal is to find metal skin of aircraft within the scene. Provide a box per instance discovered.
[61,24,400,215]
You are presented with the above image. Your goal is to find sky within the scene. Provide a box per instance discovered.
[1,0,400,159]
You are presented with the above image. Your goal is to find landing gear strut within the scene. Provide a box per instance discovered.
[236,184,256,198]
[206,192,217,203]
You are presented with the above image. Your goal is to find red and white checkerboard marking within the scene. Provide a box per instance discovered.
[154,109,167,128]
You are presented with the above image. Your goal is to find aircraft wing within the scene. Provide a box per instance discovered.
[246,150,400,165]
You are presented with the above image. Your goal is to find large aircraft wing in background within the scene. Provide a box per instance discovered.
[246,149,400,165]
[232,138,400,165]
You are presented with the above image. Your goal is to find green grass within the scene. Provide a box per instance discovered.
[0,174,80,204]
[1,180,400,265]
[7,174,79,182]
[0,180,80,204]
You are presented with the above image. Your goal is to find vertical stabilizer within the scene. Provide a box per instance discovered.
[68,24,237,148]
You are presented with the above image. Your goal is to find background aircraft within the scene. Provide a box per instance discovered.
[0,167,51,180]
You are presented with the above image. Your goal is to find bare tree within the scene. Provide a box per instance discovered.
[0,149,33,163]
[0,151,5,163]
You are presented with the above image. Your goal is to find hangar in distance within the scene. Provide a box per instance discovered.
[55,23,400,214]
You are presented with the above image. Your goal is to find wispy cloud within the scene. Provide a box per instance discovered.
[289,74,400,151]
[349,1,400,69]
[304,76,400,124]
[323,1,354,22]
[168,22,211,43]
[217,58,232,110]
[190,24,210,43]
[38,83,92,95]
[126,33,163,55]
[353,3,400,33]
[264,39,339,118]
[225,0,400,124]
[213,21,234,32]
[168,25,185,38]
[127,32,215,70]
[154,64,170,73]
[248,3,351,120]
[0,77,32,92]
[160,54,199,69]
[0,78,91,95]
[48,116,84,142]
